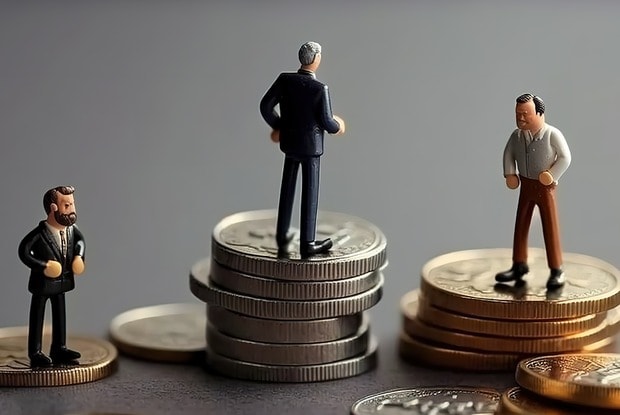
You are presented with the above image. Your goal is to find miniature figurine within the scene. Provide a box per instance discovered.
[260,41,345,257]
[18,186,86,367]
[495,94,571,289]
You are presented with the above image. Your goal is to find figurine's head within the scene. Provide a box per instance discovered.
[298,41,321,72]
[515,93,545,133]
[44,186,77,228]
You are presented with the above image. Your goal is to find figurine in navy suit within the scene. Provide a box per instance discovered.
[260,42,346,257]
[18,186,86,367]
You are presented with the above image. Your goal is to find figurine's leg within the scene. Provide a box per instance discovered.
[276,157,299,248]
[539,184,565,288]
[50,293,80,363]
[300,157,332,257]
[28,294,52,367]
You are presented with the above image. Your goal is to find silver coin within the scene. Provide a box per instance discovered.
[210,258,383,300]
[350,387,500,415]
[206,315,369,365]
[211,210,387,280]
[206,337,377,382]
[189,260,383,319]
[208,306,363,343]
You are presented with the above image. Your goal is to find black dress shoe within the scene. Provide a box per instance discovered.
[50,347,81,363]
[30,352,52,368]
[300,239,333,257]
[495,262,529,283]
[546,268,566,289]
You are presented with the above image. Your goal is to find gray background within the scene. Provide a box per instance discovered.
[1,1,619,414]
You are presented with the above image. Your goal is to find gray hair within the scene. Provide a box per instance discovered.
[298,42,321,66]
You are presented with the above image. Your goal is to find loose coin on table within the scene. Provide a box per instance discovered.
[497,386,620,415]
[109,303,206,363]
[211,210,387,280]
[421,248,620,320]
[0,326,117,387]
[516,353,620,409]
[350,386,500,414]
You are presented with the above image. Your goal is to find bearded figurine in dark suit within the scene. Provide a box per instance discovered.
[260,41,346,257]
[18,185,86,367]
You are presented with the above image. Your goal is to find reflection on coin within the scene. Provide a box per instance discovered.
[0,326,117,387]
[516,353,620,409]
[210,258,383,300]
[211,210,387,279]
[497,386,620,415]
[190,260,383,319]
[208,306,363,343]
[404,290,606,338]
[109,303,206,363]
[350,386,500,414]
[207,315,369,365]
[207,338,377,382]
[421,248,620,319]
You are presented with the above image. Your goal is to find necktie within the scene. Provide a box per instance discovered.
[60,230,67,258]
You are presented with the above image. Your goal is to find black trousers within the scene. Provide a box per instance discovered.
[277,155,321,244]
[28,293,67,356]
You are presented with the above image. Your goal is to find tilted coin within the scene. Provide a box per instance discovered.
[405,290,606,338]
[108,303,206,363]
[405,300,620,354]
[0,326,117,387]
[208,306,363,343]
[207,315,369,365]
[211,210,387,280]
[350,386,500,415]
[398,331,616,373]
[516,353,620,409]
[421,248,620,320]
[190,259,383,319]
[210,258,383,300]
[497,386,620,415]
[206,338,377,382]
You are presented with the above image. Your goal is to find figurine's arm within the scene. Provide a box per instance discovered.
[502,132,519,189]
[72,226,86,275]
[545,128,571,183]
[18,228,62,278]
[260,78,282,131]
[319,85,344,135]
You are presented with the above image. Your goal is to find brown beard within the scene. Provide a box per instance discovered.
[55,211,77,226]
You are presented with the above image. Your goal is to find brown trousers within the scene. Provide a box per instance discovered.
[512,176,563,269]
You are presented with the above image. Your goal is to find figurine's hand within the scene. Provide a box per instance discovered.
[270,130,280,143]
[538,170,554,186]
[72,256,85,275]
[505,175,520,189]
[333,115,346,135]
[44,260,62,278]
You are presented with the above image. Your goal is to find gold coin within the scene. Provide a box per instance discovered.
[421,248,620,320]
[404,290,606,338]
[405,300,620,354]
[398,331,616,373]
[516,353,620,409]
[497,386,620,415]
[109,303,206,363]
[0,326,117,387]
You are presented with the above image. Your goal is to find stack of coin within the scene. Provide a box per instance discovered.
[496,353,620,414]
[399,248,620,371]
[189,210,387,382]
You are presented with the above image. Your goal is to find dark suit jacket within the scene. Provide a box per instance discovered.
[260,69,341,157]
[18,221,85,296]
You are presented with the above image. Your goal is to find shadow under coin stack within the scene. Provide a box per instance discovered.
[399,248,620,371]
[189,210,387,382]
